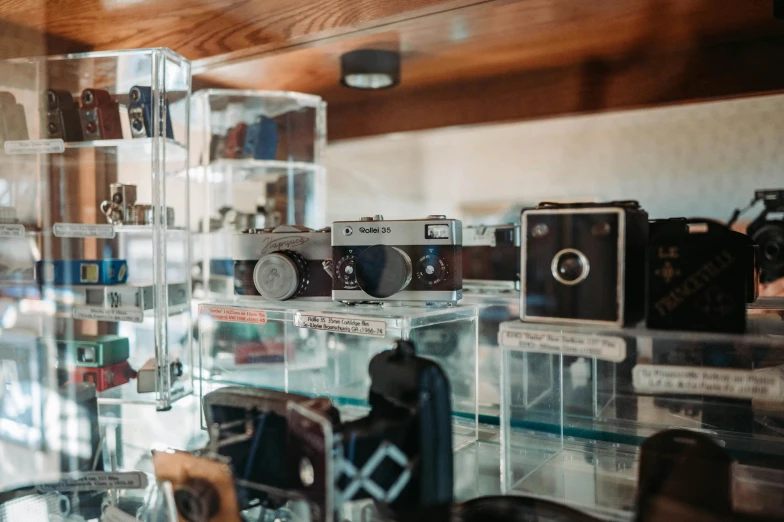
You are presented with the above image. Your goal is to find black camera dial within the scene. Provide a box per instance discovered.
[356,245,412,298]
[336,254,359,289]
[753,224,784,277]
[416,253,447,286]
[253,250,309,301]
[551,248,590,286]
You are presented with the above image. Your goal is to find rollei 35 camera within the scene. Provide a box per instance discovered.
[0,91,29,142]
[462,224,520,291]
[193,340,453,521]
[232,225,332,300]
[42,89,83,141]
[79,88,123,140]
[521,201,649,326]
[646,219,758,333]
[128,85,174,139]
[331,215,463,304]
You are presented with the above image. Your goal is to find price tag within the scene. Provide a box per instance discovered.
[633,364,784,401]
[73,306,144,323]
[37,471,148,493]
[498,325,626,362]
[0,224,25,237]
[200,304,267,324]
[53,223,115,239]
[4,139,65,155]
[294,312,386,338]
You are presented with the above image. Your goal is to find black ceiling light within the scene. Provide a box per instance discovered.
[340,49,401,90]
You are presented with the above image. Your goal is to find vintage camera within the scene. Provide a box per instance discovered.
[201,340,454,517]
[0,91,29,142]
[127,85,174,139]
[243,115,279,160]
[331,215,463,304]
[462,224,520,291]
[224,123,247,158]
[745,189,784,283]
[209,133,227,161]
[56,334,130,368]
[79,88,122,140]
[42,89,83,141]
[35,259,128,285]
[100,182,175,226]
[136,357,183,393]
[232,225,332,300]
[646,219,758,333]
[521,201,648,326]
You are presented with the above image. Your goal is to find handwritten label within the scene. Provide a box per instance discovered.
[0,224,25,237]
[633,364,784,401]
[73,306,144,323]
[53,223,115,239]
[498,325,626,362]
[294,312,386,338]
[4,139,65,155]
[200,304,267,324]
[37,471,148,493]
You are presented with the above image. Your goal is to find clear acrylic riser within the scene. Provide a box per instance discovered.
[198,298,479,449]
[500,310,784,519]
[0,48,193,413]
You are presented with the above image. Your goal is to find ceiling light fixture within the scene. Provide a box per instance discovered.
[340,49,401,90]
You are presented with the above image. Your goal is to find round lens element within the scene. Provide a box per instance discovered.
[83,90,94,105]
[131,118,144,131]
[551,248,590,285]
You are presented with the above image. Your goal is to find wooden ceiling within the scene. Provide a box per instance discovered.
[1,0,783,140]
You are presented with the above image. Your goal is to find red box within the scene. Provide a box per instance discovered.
[71,360,135,391]
[234,340,289,365]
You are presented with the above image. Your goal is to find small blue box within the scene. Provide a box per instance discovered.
[210,258,234,277]
[35,259,128,285]
[243,115,279,160]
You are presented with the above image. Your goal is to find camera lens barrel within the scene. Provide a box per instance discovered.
[356,245,413,298]
[253,251,308,300]
[551,248,590,286]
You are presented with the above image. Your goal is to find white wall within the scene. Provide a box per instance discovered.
[324,93,784,225]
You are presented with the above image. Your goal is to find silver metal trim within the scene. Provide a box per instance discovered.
[550,248,590,286]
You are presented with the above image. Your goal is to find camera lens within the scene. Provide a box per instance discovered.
[132,118,144,132]
[765,241,780,261]
[46,91,56,108]
[86,121,96,133]
[130,87,140,101]
[551,248,590,285]
[47,122,57,135]
[83,90,94,105]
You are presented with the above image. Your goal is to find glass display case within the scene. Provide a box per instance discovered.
[190,90,327,301]
[198,299,479,448]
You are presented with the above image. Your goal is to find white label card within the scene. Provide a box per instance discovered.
[0,224,25,237]
[73,306,144,323]
[53,223,115,238]
[4,139,65,155]
[37,471,148,493]
[294,312,386,338]
[102,505,140,522]
[498,327,626,362]
[633,364,784,401]
[200,304,267,324]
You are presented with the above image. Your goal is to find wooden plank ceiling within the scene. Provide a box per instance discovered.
[1,0,783,140]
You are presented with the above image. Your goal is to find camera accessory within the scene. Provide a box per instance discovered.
[646,219,758,333]
[70,359,135,392]
[0,91,29,142]
[243,115,279,160]
[128,85,174,139]
[331,215,463,304]
[79,88,122,140]
[56,334,130,368]
[734,189,784,284]
[35,259,128,285]
[224,123,248,159]
[136,357,184,393]
[462,224,520,291]
[521,201,649,326]
[100,182,175,226]
[232,225,332,300]
[42,89,83,141]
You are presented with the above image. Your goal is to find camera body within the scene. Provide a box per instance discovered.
[462,224,520,291]
[232,225,332,300]
[56,334,130,368]
[79,88,122,140]
[332,215,463,304]
[224,123,247,159]
[0,91,29,142]
[128,85,174,139]
[521,201,649,326]
[646,219,758,333]
[243,115,279,160]
[35,259,128,285]
[42,89,83,141]
[100,183,175,226]
[746,189,783,284]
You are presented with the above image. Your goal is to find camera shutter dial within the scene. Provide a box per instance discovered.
[416,253,447,286]
[336,255,359,289]
[356,245,412,298]
[551,248,590,286]
[253,251,309,301]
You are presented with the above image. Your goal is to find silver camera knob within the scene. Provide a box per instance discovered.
[356,245,412,298]
[253,251,309,301]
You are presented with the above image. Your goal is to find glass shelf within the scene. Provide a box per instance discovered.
[195,159,324,184]
[1,138,188,166]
